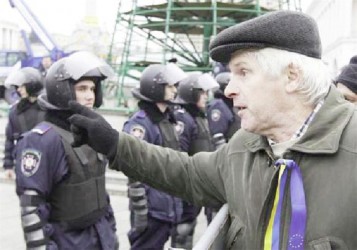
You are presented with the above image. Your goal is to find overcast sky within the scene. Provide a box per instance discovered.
[1,0,313,36]
[1,0,122,35]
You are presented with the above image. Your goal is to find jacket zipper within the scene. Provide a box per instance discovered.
[256,151,279,249]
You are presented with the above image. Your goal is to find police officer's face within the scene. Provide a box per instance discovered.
[74,80,96,108]
[336,83,357,105]
[164,84,177,101]
[41,57,52,70]
[17,85,28,98]
[197,90,208,109]
[226,52,289,135]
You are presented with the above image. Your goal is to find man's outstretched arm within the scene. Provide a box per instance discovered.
[68,101,226,208]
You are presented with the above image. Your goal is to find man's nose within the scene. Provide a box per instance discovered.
[224,80,238,99]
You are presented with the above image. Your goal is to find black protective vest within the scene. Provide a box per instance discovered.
[48,124,108,230]
[14,107,45,140]
[158,119,181,150]
[226,111,241,140]
[189,117,215,156]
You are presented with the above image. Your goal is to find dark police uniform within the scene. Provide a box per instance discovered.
[3,67,45,172]
[173,106,215,248]
[207,94,241,142]
[123,101,182,250]
[172,72,218,248]
[14,51,118,250]
[15,121,118,250]
[3,100,45,171]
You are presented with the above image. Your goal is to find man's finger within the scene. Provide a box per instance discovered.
[68,101,98,118]
[68,114,91,128]
[70,124,87,147]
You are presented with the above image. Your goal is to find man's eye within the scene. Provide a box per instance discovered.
[240,69,248,76]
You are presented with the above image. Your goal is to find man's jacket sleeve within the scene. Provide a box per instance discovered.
[110,132,227,208]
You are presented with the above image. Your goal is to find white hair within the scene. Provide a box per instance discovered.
[232,48,332,105]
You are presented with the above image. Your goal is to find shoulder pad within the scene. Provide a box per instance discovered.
[176,108,185,114]
[135,110,147,119]
[9,100,19,110]
[31,122,52,135]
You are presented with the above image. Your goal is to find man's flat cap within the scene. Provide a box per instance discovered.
[209,10,322,63]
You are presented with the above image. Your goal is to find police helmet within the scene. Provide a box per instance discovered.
[132,63,186,102]
[44,51,114,109]
[212,62,230,77]
[5,67,44,97]
[177,73,219,104]
[215,72,231,92]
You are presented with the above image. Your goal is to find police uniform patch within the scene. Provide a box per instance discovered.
[21,149,41,177]
[175,121,185,135]
[211,109,221,122]
[130,124,146,139]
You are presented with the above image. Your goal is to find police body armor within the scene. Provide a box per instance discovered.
[189,117,215,155]
[225,110,241,140]
[48,123,108,230]
[158,118,181,150]
[13,105,45,140]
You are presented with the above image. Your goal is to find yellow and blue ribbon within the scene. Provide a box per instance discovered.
[264,159,307,250]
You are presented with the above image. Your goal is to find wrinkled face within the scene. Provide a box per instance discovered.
[336,83,357,105]
[164,84,177,101]
[196,90,208,109]
[225,53,288,134]
[74,79,95,108]
[17,85,28,98]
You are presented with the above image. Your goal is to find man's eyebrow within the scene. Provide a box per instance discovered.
[229,61,248,69]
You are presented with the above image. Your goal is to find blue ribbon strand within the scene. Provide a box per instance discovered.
[272,159,307,250]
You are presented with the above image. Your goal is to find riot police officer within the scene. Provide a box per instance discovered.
[172,72,218,249]
[207,72,241,149]
[3,67,45,179]
[123,63,186,250]
[14,51,118,249]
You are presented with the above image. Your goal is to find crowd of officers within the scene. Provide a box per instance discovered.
[2,48,357,249]
[1,51,242,249]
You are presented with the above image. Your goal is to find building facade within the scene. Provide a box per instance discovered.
[304,0,357,77]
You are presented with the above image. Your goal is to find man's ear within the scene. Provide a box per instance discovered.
[285,63,300,93]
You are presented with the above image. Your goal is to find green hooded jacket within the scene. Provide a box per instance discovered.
[111,86,357,249]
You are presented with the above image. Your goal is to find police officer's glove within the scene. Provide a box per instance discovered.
[68,101,119,162]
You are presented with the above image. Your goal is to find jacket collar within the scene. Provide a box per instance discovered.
[244,86,355,154]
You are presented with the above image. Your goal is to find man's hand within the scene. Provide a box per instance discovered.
[68,101,119,161]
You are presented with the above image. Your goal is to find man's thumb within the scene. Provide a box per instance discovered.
[68,101,98,118]
[68,114,90,129]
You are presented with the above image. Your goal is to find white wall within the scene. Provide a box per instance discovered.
[304,0,357,77]
[0,21,22,50]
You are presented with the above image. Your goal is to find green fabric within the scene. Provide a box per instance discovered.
[112,86,357,249]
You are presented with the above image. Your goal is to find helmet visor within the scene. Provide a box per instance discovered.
[158,63,187,85]
[194,73,219,91]
[5,70,26,88]
[64,51,115,80]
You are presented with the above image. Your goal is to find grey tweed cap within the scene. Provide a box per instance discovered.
[209,10,322,63]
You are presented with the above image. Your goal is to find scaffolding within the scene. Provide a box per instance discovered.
[106,0,302,108]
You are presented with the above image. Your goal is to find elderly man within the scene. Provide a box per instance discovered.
[68,11,357,249]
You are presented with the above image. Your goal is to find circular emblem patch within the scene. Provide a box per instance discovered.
[21,149,41,177]
[175,121,185,135]
[130,124,146,139]
[211,109,221,122]
[288,234,304,249]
